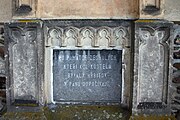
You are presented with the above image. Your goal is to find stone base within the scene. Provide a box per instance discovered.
[130,115,176,120]
[1,105,130,120]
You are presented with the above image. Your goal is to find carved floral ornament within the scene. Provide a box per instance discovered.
[46,26,128,48]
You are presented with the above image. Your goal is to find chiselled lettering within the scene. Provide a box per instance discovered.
[53,49,122,102]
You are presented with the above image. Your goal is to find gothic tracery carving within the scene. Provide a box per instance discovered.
[46,26,128,48]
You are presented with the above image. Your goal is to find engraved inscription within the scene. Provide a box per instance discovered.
[53,50,122,102]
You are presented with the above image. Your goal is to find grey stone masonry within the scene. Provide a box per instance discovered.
[133,20,173,115]
[171,24,180,115]
[4,21,44,111]
[44,20,133,108]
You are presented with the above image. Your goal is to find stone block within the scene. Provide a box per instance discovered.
[171,24,180,115]
[44,20,132,108]
[12,0,36,18]
[139,0,164,19]
[164,0,180,21]
[4,21,44,111]
[133,20,173,115]
[37,0,138,19]
[0,0,12,22]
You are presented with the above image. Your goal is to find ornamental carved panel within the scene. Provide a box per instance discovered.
[171,24,180,115]
[45,25,129,48]
[44,20,132,108]
[140,0,164,18]
[133,21,173,115]
[5,22,44,111]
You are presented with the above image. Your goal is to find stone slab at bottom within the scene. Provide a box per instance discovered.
[1,105,130,120]
[130,115,176,120]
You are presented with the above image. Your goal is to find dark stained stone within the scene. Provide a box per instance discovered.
[53,49,122,104]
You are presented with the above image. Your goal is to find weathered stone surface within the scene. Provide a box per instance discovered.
[1,0,180,21]
[0,0,12,22]
[12,0,36,18]
[139,0,164,19]
[130,115,176,120]
[38,0,138,19]
[53,49,122,103]
[5,21,44,111]
[0,25,5,77]
[44,20,132,108]
[4,0,180,21]
[171,24,180,115]
[1,105,130,120]
[133,20,173,115]
[164,0,180,21]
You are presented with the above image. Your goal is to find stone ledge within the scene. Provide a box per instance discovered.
[130,115,176,120]
[1,105,130,120]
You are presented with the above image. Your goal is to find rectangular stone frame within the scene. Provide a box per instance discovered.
[133,20,173,115]
[44,20,133,108]
[5,21,44,111]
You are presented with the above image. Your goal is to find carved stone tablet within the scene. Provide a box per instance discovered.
[5,22,44,111]
[53,49,122,103]
[133,21,173,115]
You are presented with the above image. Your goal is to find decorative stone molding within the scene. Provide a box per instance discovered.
[142,0,160,13]
[45,26,129,49]
[0,25,5,77]
[171,24,180,116]
[13,0,36,16]
[133,21,173,115]
[5,22,44,111]
[140,0,164,18]
[80,27,95,47]
[44,20,132,108]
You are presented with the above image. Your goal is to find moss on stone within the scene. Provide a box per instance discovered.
[130,115,176,120]
[1,111,46,120]
[44,105,129,120]
[1,105,130,120]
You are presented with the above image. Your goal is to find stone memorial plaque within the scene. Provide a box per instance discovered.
[53,49,122,103]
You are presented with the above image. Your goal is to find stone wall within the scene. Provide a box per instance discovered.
[0,0,11,22]
[37,0,139,19]
[0,0,180,21]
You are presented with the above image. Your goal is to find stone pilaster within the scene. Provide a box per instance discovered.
[133,20,173,115]
[4,21,44,111]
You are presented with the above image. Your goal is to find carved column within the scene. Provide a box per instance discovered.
[133,20,173,115]
[5,21,44,111]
